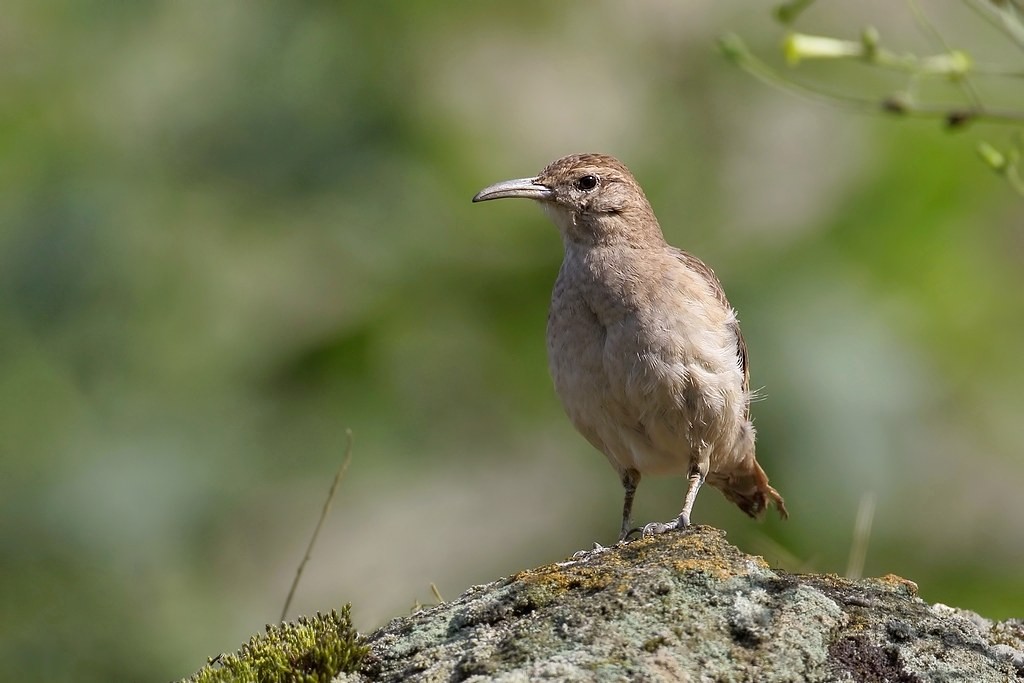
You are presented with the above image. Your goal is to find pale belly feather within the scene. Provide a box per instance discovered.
[546,257,747,478]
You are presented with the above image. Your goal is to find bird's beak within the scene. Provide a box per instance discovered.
[472,177,553,203]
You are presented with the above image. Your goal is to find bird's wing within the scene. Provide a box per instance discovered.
[670,248,750,414]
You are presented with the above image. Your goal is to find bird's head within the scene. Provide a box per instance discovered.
[473,153,663,247]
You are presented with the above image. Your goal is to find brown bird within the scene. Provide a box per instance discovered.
[473,153,787,542]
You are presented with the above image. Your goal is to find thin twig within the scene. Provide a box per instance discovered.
[965,63,1024,77]
[719,34,880,112]
[908,0,983,108]
[280,429,355,622]
[1009,164,1024,192]
[774,0,818,25]
[964,0,1024,49]
[882,100,1024,127]
[978,136,1024,193]
[721,34,1024,129]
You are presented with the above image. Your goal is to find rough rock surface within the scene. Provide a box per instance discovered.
[340,527,1023,682]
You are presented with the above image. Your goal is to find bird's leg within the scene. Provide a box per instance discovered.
[617,468,641,544]
[675,467,706,528]
[642,462,707,537]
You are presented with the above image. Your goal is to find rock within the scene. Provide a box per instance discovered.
[343,526,1024,682]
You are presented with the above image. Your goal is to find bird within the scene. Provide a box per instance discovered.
[472,153,787,542]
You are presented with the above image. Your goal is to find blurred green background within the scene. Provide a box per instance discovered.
[3,2,1022,681]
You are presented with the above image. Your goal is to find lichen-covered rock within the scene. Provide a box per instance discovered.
[342,527,1023,682]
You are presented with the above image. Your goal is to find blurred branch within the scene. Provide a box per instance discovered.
[774,0,818,25]
[721,1,1024,195]
[719,33,1024,125]
[965,0,1024,50]
[718,34,878,113]
[783,29,972,78]
[978,137,1024,192]
[908,0,984,110]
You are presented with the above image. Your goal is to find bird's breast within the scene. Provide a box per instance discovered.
[546,270,608,406]
[545,247,748,474]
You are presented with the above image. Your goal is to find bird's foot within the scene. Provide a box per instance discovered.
[570,542,610,560]
[616,527,643,545]
[641,513,691,538]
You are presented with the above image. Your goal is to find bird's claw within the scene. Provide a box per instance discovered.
[570,542,610,560]
[641,521,675,537]
[616,526,644,545]
[641,514,691,538]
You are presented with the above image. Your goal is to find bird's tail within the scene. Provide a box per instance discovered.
[708,423,788,520]
[718,457,788,520]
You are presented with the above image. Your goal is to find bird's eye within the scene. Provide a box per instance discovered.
[576,175,598,191]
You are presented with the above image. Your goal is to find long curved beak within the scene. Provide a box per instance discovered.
[472,177,553,203]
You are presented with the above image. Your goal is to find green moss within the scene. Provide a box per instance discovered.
[642,635,668,653]
[182,606,368,683]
